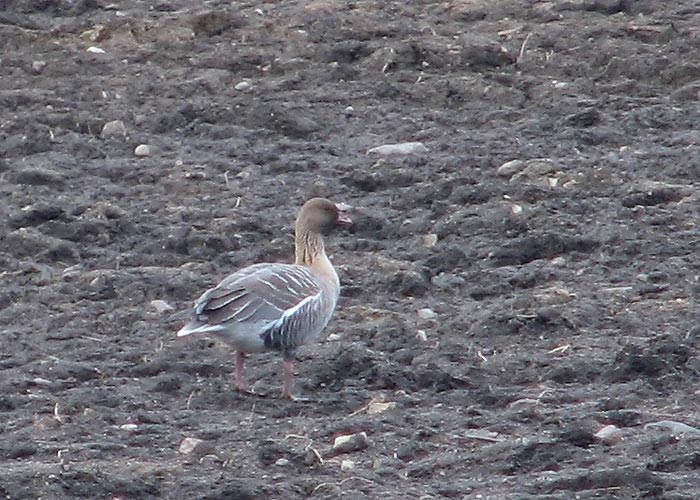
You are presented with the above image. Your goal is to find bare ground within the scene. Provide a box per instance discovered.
[2,0,700,498]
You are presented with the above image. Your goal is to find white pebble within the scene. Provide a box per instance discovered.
[275,458,290,466]
[415,330,428,342]
[417,308,437,320]
[32,60,47,73]
[367,142,428,156]
[497,159,524,177]
[367,401,397,415]
[120,423,138,432]
[179,437,204,454]
[594,424,622,445]
[134,144,151,157]
[340,459,356,471]
[86,46,106,54]
[234,81,252,91]
[332,432,369,454]
[423,234,438,247]
[100,120,127,139]
[149,299,174,314]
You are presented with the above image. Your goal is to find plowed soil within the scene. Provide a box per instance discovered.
[2,1,700,499]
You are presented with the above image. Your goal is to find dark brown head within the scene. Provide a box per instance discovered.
[297,198,352,234]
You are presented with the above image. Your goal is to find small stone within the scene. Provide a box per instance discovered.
[510,159,557,182]
[534,286,575,305]
[417,308,437,320]
[343,106,355,115]
[134,144,151,157]
[497,159,524,177]
[100,120,127,139]
[423,234,438,247]
[179,437,204,454]
[97,203,126,219]
[367,401,397,415]
[235,81,251,91]
[332,432,369,454]
[367,142,428,156]
[32,60,47,73]
[120,423,138,432]
[340,459,355,471]
[415,330,428,342]
[594,424,622,445]
[150,299,174,314]
[274,458,290,466]
[86,46,106,54]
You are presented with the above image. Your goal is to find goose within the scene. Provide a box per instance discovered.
[177,197,351,399]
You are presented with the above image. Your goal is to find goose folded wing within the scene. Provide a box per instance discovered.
[192,264,323,329]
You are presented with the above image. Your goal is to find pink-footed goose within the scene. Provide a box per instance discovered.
[177,198,351,399]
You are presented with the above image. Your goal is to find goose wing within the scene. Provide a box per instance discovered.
[177,263,322,337]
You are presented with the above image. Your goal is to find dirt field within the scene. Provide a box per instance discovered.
[2,0,700,498]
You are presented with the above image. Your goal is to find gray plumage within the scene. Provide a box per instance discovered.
[177,263,339,356]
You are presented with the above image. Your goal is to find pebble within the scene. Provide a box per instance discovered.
[86,46,106,54]
[533,286,575,305]
[134,144,151,157]
[32,60,47,73]
[417,308,437,320]
[367,141,428,156]
[415,330,428,342]
[179,437,204,454]
[422,234,438,247]
[594,424,622,445]
[100,120,127,139]
[234,81,251,91]
[274,458,290,466]
[367,401,397,415]
[332,432,369,454]
[340,459,355,471]
[149,299,174,314]
[510,158,557,182]
[497,159,524,177]
[119,423,138,432]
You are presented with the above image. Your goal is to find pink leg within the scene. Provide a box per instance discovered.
[282,358,295,399]
[234,352,248,392]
